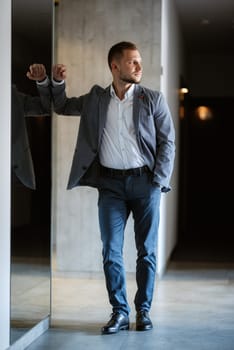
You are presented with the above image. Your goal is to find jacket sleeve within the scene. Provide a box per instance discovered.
[152,92,176,193]
[18,84,52,116]
[51,82,85,116]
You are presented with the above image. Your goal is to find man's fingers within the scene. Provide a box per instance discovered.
[26,63,46,80]
[53,64,66,79]
[30,64,45,75]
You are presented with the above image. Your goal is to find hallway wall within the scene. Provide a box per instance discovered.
[52,0,166,273]
[159,0,184,274]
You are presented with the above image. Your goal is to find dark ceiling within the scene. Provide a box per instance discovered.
[174,0,234,54]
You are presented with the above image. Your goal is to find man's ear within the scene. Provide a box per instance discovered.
[111,61,120,72]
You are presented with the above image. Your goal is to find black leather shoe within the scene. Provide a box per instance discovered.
[136,310,153,331]
[101,312,129,334]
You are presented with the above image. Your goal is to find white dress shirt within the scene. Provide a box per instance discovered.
[99,84,145,169]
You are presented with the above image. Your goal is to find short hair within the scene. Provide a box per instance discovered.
[107,41,138,70]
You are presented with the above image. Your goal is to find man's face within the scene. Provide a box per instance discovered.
[114,49,143,84]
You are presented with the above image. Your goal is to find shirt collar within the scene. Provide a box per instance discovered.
[110,83,135,99]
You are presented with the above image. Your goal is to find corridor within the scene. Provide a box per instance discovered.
[25,260,234,350]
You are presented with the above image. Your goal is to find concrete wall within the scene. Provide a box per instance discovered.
[0,1,11,348]
[159,0,184,274]
[52,0,178,275]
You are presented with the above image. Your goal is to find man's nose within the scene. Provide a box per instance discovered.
[136,63,142,71]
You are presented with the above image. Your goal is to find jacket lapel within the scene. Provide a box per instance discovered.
[98,86,111,147]
[133,85,145,135]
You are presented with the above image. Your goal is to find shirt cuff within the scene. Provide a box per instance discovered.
[52,78,65,86]
[36,76,50,87]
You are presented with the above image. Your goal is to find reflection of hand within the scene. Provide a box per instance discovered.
[52,64,66,81]
[26,64,47,81]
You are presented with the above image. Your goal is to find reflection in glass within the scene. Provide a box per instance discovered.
[10,84,51,343]
[11,0,52,344]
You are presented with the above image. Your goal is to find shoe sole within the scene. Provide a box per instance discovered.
[102,324,129,334]
[136,325,153,331]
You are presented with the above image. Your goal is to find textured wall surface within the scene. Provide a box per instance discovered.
[52,0,162,273]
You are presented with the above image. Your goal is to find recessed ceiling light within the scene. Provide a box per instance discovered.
[200,18,210,25]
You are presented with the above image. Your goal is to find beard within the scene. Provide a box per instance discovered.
[120,73,141,84]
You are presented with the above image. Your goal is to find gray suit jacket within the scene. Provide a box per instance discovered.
[12,84,51,189]
[50,82,175,192]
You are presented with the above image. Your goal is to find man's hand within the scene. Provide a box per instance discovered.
[26,64,47,81]
[52,64,67,81]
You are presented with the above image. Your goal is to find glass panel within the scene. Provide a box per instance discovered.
[10,0,53,344]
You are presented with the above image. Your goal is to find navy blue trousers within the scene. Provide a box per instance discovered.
[98,171,161,316]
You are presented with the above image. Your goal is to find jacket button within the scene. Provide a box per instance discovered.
[82,166,87,170]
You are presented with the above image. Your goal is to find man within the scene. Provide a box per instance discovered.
[28,41,175,334]
[12,65,51,189]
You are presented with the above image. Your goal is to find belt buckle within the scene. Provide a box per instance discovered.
[133,167,141,176]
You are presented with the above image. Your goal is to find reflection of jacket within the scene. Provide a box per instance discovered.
[11,85,51,189]
[51,83,175,192]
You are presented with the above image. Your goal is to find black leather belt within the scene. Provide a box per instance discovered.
[101,165,149,177]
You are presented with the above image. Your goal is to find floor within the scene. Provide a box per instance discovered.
[10,260,50,344]
[24,256,234,350]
